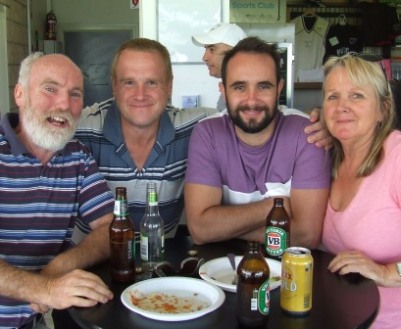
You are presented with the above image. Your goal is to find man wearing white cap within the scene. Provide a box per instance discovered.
[192,23,247,111]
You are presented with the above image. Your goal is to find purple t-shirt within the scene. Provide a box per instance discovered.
[185,111,331,205]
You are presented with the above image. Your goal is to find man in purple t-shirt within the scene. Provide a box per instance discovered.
[184,37,331,248]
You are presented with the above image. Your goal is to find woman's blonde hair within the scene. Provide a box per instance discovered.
[322,53,395,178]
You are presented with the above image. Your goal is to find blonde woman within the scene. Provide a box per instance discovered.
[321,53,401,329]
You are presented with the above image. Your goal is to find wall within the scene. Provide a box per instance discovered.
[4,0,27,112]
[140,0,221,109]
[52,0,139,39]
[29,0,47,52]
[2,0,47,113]
[0,4,9,115]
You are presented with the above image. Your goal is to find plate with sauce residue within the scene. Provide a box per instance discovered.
[199,256,281,293]
[121,277,225,321]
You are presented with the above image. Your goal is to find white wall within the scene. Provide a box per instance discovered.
[140,0,221,109]
[172,66,221,109]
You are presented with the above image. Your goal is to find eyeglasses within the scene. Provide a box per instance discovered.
[346,52,387,79]
[153,257,205,278]
[347,52,382,63]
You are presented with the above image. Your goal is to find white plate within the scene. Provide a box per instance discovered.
[199,256,281,293]
[121,277,225,321]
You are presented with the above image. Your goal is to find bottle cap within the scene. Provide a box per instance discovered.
[187,249,198,257]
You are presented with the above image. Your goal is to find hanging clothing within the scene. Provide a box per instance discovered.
[292,14,329,82]
[360,2,401,47]
[324,23,363,63]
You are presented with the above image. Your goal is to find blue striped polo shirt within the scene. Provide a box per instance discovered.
[75,98,218,238]
[0,113,114,328]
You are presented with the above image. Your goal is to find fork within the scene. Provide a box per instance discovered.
[227,253,237,285]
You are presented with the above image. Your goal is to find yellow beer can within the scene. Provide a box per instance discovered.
[280,247,313,315]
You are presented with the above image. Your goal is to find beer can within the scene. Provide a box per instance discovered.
[280,247,313,315]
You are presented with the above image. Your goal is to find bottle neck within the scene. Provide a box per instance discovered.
[247,241,261,253]
[274,198,284,208]
[114,197,128,219]
[145,188,160,216]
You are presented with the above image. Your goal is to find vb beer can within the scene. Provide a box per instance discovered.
[280,247,313,315]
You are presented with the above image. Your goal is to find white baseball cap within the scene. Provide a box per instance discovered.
[192,23,247,48]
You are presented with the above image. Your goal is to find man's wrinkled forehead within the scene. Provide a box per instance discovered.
[30,56,84,90]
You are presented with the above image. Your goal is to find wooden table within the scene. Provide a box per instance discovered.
[70,237,379,329]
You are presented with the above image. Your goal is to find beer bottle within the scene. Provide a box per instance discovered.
[109,187,136,283]
[237,241,270,327]
[265,197,290,259]
[140,182,165,271]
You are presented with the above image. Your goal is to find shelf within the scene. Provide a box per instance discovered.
[294,82,323,90]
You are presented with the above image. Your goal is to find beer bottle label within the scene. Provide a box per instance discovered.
[140,234,149,261]
[258,280,270,315]
[113,198,128,216]
[149,191,158,206]
[113,200,121,216]
[265,226,288,256]
[127,239,133,260]
[251,288,258,311]
[131,239,136,259]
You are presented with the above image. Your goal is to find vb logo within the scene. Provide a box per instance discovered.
[267,232,281,250]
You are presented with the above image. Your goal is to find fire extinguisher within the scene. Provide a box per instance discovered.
[45,10,57,41]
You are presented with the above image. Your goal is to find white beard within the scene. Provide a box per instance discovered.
[21,104,78,152]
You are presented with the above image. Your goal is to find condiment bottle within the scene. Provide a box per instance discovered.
[237,241,270,327]
[265,197,290,259]
[109,187,136,283]
[140,182,165,271]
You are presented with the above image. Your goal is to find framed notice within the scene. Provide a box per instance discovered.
[157,0,221,63]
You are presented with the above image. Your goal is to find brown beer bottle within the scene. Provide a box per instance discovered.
[237,241,270,327]
[109,187,136,283]
[265,198,290,259]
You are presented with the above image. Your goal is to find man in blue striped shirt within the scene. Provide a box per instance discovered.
[0,52,114,328]
[75,38,219,240]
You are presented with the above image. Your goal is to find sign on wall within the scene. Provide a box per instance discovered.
[230,0,282,23]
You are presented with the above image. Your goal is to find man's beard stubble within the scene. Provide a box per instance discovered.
[227,104,276,134]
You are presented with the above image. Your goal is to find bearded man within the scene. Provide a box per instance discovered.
[0,53,114,328]
[184,37,331,247]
